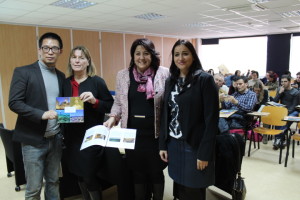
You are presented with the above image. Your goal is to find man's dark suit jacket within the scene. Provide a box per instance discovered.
[9,61,65,146]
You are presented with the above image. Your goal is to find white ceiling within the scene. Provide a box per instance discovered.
[1,0,300,39]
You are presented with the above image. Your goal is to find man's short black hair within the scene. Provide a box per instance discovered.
[235,76,248,83]
[38,32,63,49]
[281,74,291,82]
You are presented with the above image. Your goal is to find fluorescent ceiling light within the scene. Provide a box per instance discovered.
[251,4,267,11]
[282,26,300,31]
[184,22,210,28]
[247,0,271,3]
[50,0,97,10]
[134,13,166,20]
[280,10,300,18]
[224,4,266,13]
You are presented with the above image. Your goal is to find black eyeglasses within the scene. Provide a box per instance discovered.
[41,46,60,53]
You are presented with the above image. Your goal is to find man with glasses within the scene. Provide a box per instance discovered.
[9,32,65,200]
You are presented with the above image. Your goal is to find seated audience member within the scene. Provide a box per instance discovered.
[207,68,214,75]
[228,75,238,95]
[282,70,294,82]
[260,71,269,85]
[252,81,269,111]
[272,75,300,150]
[224,73,233,87]
[218,76,257,134]
[235,70,241,76]
[214,73,228,94]
[291,72,300,90]
[214,73,228,109]
[248,70,263,89]
[265,71,279,91]
[245,69,251,78]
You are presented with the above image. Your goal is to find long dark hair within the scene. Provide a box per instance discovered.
[170,39,203,85]
[129,38,160,71]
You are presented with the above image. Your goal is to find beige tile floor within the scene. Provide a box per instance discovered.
[1,136,300,200]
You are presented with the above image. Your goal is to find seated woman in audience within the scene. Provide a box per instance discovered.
[265,71,279,91]
[235,70,241,76]
[159,39,218,200]
[228,75,238,95]
[252,81,269,111]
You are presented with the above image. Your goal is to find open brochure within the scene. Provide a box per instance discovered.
[283,116,300,121]
[56,97,84,123]
[80,125,137,150]
[266,101,285,107]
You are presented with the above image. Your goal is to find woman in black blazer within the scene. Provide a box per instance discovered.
[63,46,113,200]
[159,40,219,200]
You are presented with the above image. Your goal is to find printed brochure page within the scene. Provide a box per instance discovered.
[80,125,136,150]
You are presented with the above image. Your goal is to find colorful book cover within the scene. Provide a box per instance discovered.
[56,97,84,123]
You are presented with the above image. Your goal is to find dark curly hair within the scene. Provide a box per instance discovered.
[129,38,160,71]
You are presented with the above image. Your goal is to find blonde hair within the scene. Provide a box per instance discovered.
[67,46,96,77]
[253,81,264,103]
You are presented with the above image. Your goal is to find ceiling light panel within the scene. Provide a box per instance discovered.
[50,0,97,10]
[184,22,211,28]
[247,0,271,3]
[280,10,300,17]
[133,13,166,20]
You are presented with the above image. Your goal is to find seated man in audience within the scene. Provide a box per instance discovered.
[214,73,228,109]
[218,76,257,134]
[214,73,228,93]
[272,74,300,150]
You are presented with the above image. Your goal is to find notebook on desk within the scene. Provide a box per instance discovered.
[266,101,285,107]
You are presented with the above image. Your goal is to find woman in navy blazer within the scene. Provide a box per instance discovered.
[159,40,219,200]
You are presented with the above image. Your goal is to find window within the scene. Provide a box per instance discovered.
[289,35,300,77]
[200,36,267,77]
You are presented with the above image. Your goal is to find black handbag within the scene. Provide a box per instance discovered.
[232,172,246,200]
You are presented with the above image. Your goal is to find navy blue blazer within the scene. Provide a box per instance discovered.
[9,61,65,146]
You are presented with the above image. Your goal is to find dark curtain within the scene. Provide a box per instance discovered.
[266,34,291,77]
[202,38,219,45]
